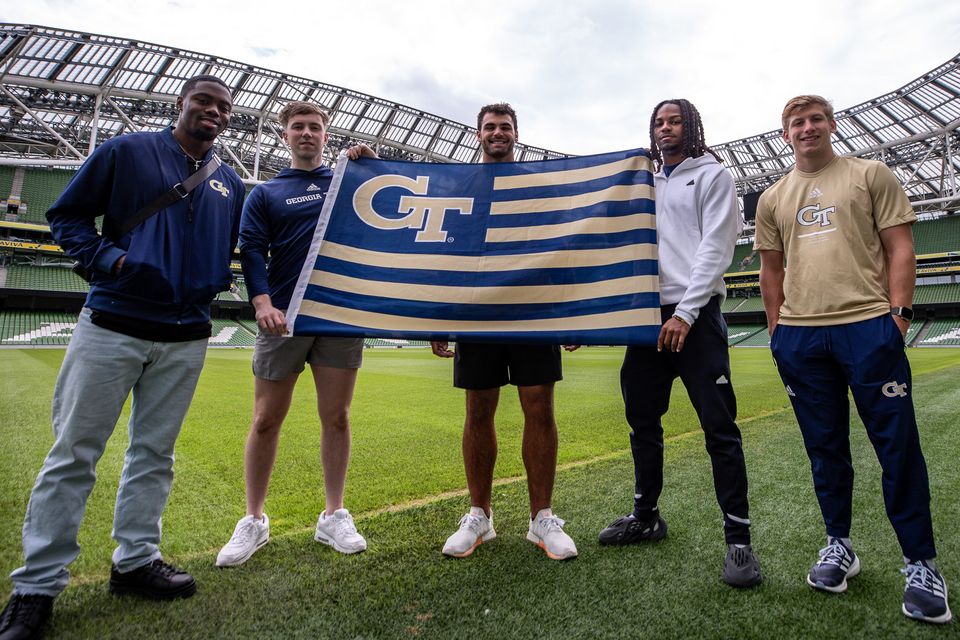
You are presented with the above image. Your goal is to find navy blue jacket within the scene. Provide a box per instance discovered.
[47,127,244,325]
[238,166,333,310]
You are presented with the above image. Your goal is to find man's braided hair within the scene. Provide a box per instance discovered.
[648,99,721,170]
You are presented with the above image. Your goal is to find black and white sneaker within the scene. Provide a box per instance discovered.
[902,560,952,624]
[722,544,763,588]
[598,514,667,546]
[807,538,860,593]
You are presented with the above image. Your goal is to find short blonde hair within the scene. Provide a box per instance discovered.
[781,95,834,130]
[278,101,330,129]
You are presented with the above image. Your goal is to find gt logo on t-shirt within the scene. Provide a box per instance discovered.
[796,203,836,227]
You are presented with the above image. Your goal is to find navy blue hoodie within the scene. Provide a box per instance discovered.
[238,165,333,310]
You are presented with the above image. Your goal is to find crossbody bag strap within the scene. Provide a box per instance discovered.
[110,154,223,240]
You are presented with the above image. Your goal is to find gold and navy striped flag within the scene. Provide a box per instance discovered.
[286,148,660,345]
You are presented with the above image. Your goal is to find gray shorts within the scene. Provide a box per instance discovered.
[252,333,364,380]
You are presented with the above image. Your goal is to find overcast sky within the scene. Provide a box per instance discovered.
[4,1,959,154]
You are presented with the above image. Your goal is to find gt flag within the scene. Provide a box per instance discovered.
[286,148,661,345]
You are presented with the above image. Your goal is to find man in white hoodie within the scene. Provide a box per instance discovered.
[598,99,762,588]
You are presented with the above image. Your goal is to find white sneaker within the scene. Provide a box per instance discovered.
[216,514,270,567]
[442,507,496,557]
[527,509,578,560]
[314,508,367,554]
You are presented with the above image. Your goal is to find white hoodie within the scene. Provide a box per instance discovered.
[654,154,742,325]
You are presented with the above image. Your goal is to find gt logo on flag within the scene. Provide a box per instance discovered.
[352,174,473,242]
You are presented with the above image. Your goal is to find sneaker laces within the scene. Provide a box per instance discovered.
[537,515,567,533]
[458,513,486,534]
[902,562,944,596]
[146,559,182,577]
[230,518,261,546]
[817,540,849,568]
[332,515,359,538]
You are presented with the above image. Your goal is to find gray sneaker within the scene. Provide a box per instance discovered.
[527,509,578,560]
[442,507,496,558]
[722,544,763,588]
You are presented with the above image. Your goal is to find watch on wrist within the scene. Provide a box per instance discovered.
[890,306,914,322]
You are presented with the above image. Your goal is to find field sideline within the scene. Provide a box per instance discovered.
[1,347,958,638]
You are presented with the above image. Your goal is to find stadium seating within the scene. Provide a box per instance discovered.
[722,296,748,313]
[239,319,260,336]
[0,166,14,203]
[916,318,960,346]
[904,319,925,346]
[735,328,773,347]
[732,296,766,313]
[914,282,960,305]
[208,319,257,347]
[914,215,960,255]
[726,324,765,346]
[3,264,88,293]
[0,310,78,346]
[17,168,75,224]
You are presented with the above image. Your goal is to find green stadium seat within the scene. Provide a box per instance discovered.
[0,310,78,346]
[4,264,89,293]
[17,168,76,224]
[726,323,765,346]
[917,319,960,346]
[914,216,960,255]
[208,319,257,347]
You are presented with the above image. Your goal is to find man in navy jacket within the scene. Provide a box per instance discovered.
[1,75,244,640]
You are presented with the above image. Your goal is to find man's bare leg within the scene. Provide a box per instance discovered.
[463,387,500,516]
[245,374,299,517]
[312,364,358,515]
[518,383,557,517]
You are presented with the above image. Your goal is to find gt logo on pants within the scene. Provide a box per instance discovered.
[882,381,908,398]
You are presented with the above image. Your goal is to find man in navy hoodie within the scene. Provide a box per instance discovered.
[0,75,244,639]
[215,101,376,567]
[597,99,762,588]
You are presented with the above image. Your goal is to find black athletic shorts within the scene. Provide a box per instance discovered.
[453,342,563,389]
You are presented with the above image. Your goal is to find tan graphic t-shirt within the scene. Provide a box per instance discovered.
[754,156,915,326]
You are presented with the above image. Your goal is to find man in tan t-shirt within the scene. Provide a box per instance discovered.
[755,94,950,624]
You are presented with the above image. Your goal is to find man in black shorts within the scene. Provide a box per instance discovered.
[431,103,577,561]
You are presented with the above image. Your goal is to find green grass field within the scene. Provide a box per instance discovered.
[1,346,959,639]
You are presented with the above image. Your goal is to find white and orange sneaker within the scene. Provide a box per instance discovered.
[442,507,496,557]
[527,509,578,560]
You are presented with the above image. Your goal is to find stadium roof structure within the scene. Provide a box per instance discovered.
[714,52,960,215]
[0,23,957,214]
[0,23,565,181]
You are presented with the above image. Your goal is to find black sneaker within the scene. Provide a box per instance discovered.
[722,544,763,588]
[902,560,952,624]
[0,593,53,640]
[598,514,667,545]
[807,538,860,593]
[109,559,197,600]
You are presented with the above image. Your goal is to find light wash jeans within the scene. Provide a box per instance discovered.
[11,308,207,596]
